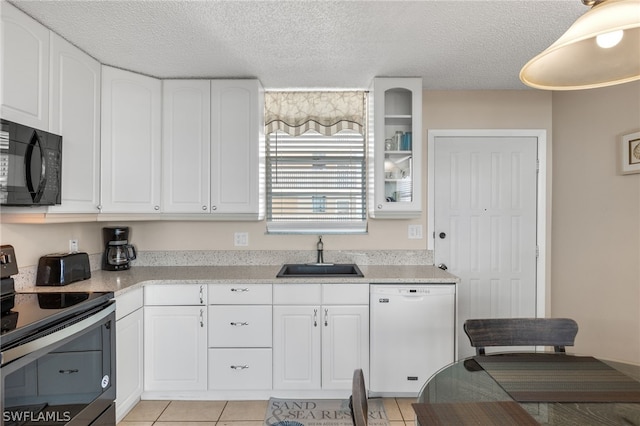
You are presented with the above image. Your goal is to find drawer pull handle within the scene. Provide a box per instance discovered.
[230,288,249,292]
[230,365,249,370]
[59,369,79,374]
[230,322,249,327]
[199,285,205,304]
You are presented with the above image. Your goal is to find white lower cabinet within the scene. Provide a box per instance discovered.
[144,285,207,391]
[273,305,322,389]
[272,284,369,391]
[208,283,272,390]
[115,288,143,422]
[116,308,143,419]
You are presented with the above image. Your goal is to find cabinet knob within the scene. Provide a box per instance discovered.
[154,205,160,211]
[202,205,207,211]
[97,205,102,210]
[212,205,217,211]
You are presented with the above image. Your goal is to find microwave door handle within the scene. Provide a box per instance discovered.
[24,132,47,202]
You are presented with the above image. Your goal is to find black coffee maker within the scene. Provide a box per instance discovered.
[101,227,137,271]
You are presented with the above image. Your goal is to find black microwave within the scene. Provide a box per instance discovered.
[0,119,62,206]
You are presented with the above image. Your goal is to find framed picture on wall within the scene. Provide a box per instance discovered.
[621,131,640,175]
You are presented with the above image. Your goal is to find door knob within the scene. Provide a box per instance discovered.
[438,263,448,271]
[439,232,446,239]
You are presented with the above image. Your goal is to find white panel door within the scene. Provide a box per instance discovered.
[116,308,143,421]
[210,80,264,218]
[434,135,538,359]
[321,305,369,390]
[48,33,101,213]
[144,306,207,391]
[162,80,211,213]
[101,66,161,213]
[0,3,49,129]
[272,305,321,390]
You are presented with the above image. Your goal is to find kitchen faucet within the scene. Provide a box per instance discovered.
[317,235,324,264]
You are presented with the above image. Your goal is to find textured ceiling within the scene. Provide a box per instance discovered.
[9,0,587,90]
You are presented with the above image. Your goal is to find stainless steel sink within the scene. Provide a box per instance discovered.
[276,263,364,278]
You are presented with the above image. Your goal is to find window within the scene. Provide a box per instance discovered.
[264,91,368,234]
[266,130,367,234]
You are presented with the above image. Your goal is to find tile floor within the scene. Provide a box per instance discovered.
[118,398,416,426]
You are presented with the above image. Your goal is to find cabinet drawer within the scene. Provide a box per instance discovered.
[208,306,272,347]
[116,287,143,320]
[144,284,207,306]
[208,348,272,390]
[322,284,369,305]
[37,352,102,395]
[209,284,272,304]
[273,284,321,305]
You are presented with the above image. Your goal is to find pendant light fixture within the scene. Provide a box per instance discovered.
[520,0,640,90]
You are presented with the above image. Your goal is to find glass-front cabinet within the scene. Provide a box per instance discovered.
[369,77,422,218]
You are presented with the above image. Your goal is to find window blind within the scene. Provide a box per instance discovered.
[266,130,367,234]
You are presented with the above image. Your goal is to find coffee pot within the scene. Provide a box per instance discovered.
[101,227,137,271]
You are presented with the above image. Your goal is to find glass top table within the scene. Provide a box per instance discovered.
[416,353,640,425]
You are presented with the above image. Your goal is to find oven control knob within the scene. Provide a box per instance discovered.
[101,375,110,389]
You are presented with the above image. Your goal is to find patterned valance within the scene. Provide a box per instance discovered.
[265,91,366,136]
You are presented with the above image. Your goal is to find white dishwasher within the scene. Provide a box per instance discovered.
[369,284,455,396]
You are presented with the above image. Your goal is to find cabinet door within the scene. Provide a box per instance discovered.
[116,308,143,421]
[369,77,422,218]
[321,305,369,390]
[100,66,161,213]
[48,33,101,213]
[162,80,211,213]
[272,305,321,390]
[210,80,264,219]
[0,3,49,129]
[144,306,207,391]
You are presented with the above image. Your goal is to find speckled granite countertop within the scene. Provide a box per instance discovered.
[25,265,459,296]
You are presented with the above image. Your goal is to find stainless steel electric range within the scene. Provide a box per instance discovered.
[1,246,116,426]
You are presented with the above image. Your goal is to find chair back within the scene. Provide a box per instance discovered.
[350,368,368,426]
[464,318,578,355]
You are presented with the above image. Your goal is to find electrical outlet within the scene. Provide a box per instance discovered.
[234,232,248,247]
[408,225,423,239]
[69,239,79,252]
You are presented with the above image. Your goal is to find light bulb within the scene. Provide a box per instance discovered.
[596,30,624,48]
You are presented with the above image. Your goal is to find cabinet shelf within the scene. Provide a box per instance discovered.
[384,115,412,126]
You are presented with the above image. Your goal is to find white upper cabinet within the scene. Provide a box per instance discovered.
[162,79,264,219]
[369,77,422,218]
[48,33,101,213]
[100,66,162,213]
[162,80,211,213]
[210,80,264,220]
[1,3,50,129]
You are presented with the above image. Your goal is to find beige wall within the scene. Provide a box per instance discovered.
[551,81,640,364]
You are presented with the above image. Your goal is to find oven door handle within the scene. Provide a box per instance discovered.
[1,303,115,366]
